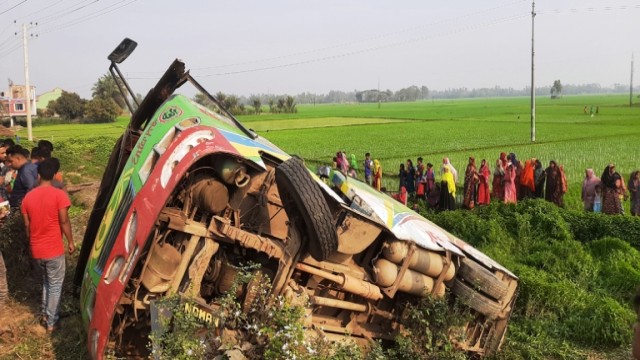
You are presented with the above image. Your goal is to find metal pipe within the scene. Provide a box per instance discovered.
[374,259,446,298]
[296,263,383,301]
[310,296,368,312]
[109,64,136,116]
[382,241,455,281]
[168,234,201,295]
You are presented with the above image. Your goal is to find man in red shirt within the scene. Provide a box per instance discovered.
[21,158,75,331]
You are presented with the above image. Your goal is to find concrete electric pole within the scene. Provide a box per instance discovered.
[530,1,536,142]
[22,23,33,141]
[631,53,635,107]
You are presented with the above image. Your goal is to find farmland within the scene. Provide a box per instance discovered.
[24,94,640,211]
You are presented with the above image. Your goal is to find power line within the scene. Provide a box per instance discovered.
[126,12,526,80]
[13,0,65,21]
[537,3,640,15]
[0,0,27,16]
[37,0,140,34]
[127,0,529,75]
[125,1,640,78]
[36,0,98,25]
[0,19,16,35]
[0,36,19,52]
[0,41,22,60]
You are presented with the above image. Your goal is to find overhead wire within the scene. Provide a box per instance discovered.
[13,0,66,21]
[127,0,529,75]
[37,0,140,34]
[537,3,640,15]
[127,12,528,80]
[35,0,98,25]
[192,2,640,78]
[0,20,16,35]
[0,41,22,60]
[125,1,640,79]
[0,35,19,52]
[0,0,27,16]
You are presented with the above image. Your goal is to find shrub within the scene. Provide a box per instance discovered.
[419,200,639,356]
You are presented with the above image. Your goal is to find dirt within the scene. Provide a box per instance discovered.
[67,182,100,209]
[0,181,99,359]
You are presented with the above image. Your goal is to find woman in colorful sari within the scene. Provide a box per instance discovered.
[544,161,564,206]
[499,152,508,168]
[557,164,568,207]
[601,164,623,215]
[508,153,524,200]
[520,159,536,199]
[336,151,349,174]
[405,159,416,197]
[492,158,505,201]
[348,153,358,175]
[398,163,406,191]
[372,159,382,191]
[438,165,456,211]
[416,157,426,199]
[477,159,491,205]
[534,159,545,198]
[463,157,478,209]
[582,168,601,211]
[441,157,458,184]
[629,170,640,216]
[503,162,517,204]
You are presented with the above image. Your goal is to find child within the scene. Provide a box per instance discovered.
[593,184,602,213]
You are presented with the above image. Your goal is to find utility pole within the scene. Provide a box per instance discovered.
[377,77,381,109]
[631,53,635,107]
[530,1,536,142]
[22,23,33,141]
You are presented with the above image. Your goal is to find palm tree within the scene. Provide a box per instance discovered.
[92,74,126,109]
[250,96,262,115]
[268,98,276,113]
[284,96,297,113]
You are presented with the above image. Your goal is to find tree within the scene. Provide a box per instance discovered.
[92,74,126,109]
[215,91,227,106]
[551,80,563,99]
[84,98,120,123]
[194,93,216,109]
[284,96,297,113]
[420,86,430,99]
[48,91,86,120]
[250,96,262,115]
[268,98,276,113]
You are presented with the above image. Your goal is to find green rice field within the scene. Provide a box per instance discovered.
[21,94,640,210]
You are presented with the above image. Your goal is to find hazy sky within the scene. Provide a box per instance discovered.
[0,0,638,98]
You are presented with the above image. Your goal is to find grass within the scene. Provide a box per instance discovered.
[16,95,639,211]
[422,200,640,359]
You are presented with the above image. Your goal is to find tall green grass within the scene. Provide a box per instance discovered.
[422,200,640,359]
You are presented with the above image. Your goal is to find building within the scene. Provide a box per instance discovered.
[36,87,63,111]
[0,84,37,120]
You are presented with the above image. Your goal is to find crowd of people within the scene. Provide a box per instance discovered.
[325,150,639,217]
[0,139,74,334]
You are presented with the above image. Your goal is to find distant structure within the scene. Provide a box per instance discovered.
[0,82,37,122]
[36,87,63,111]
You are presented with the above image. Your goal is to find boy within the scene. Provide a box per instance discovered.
[21,158,75,331]
[363,153,373,186]
[6,145,37,209]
